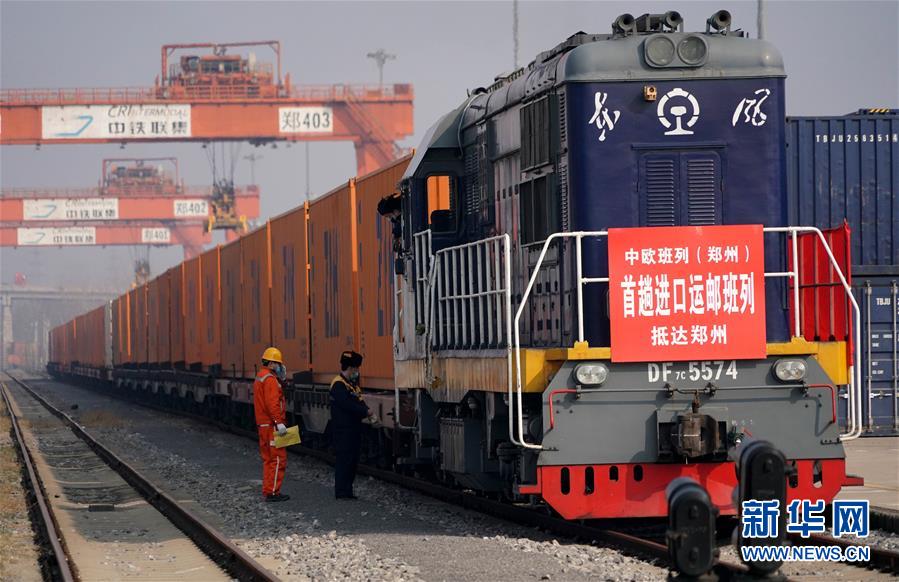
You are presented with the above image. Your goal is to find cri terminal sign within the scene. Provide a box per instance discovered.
[16,227,97,246]
[23,198,119,221]
[608,225,767,362]
[41,105,191,140]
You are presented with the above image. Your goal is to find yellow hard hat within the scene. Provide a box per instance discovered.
[261,347,283,364]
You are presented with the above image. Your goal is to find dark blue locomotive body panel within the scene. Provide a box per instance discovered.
[566,78,791,346]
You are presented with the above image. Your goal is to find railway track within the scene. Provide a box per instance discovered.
[25,373,899,580]
[28,375,755,578]
[797,531,899,574]
[1,373,276,582]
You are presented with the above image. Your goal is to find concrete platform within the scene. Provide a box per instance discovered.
[837,436,898,511]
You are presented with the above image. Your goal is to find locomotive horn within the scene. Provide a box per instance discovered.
[663,10,683,30]
[612,13,635,35]
[706,9,732,32]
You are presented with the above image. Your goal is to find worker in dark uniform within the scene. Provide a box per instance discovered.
[329,350,371,499]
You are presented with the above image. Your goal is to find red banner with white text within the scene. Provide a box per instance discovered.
[608,225,767,362]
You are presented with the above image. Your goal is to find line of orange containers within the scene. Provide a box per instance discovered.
[93,155,409,387]
[48,304,108,368]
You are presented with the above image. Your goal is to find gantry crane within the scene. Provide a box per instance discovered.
[0,41,414,175]
[0,157,260,261]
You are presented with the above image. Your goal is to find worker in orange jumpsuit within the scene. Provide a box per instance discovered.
[254,347,290,502]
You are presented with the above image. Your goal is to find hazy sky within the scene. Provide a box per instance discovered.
[1,0,897,293]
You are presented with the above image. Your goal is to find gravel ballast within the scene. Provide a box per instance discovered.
[29,379,672,581]
[0,386,42,582]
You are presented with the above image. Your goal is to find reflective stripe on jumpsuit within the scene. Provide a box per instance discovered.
[253,370,287,497]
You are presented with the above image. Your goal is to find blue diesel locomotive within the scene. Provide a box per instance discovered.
[48,10,865,522]
[383,10,861,518]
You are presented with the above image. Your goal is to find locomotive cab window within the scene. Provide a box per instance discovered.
[422,174,458,235]
[426,175,453,224]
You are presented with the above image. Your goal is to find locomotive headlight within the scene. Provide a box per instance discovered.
[773,359,807,382]
[644,35,676,67]
[575,363,609,386]
[677,35,708,66]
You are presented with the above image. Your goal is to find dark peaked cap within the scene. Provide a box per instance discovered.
[340,351,363,368]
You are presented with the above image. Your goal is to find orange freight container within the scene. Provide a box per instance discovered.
[93,303,109,368]
[169,264,185,366]
[60,321,69,367]
[113,293,131,365]
[183,255,202,368]
[84,306,106,367]
[147,278,160,365]
[65,319,76,367]
[57,324,66,365]
[129,288,138,365]
[58,323,67,365]
[241,223,272,378]
[200,246,221,370]
[75,313,88,364]
[56,322,65,366]
[127,289,136,365]
[270,206,310,373]
[220,239,243,377]
[112,296,122,365]
[130,285,149,366]
[48,325,60,364]
[355,158,408,388]
[157,270,171,365]
[85,313,94,366]
[308,181,357,382]
[139,285,149,365]
[90,308,101,366]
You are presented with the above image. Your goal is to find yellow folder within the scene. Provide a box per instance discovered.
[274,425,301,448]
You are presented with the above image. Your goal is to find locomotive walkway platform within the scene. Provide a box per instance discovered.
[838,436,899,511]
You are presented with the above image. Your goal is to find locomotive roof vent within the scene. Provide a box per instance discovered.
[613,11,683,36]
[706,10,732,34]
[611,13,635,36]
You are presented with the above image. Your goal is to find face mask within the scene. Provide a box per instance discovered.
[274,363,287,381]
[347,371,360,384]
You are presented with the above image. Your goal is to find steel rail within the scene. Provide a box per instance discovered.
[289,443,754,580]
[6,374,277,582]
[46,377,755,580]
[89,377,899,580]
[795,532,899,574]
[0,381,76,582]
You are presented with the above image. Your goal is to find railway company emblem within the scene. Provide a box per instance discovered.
[732,88,771,127]
[588,92,620,142]
[657,88,700,136]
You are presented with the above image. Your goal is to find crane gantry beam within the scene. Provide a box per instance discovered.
[1,157,260,258]
[0,186,259,221]
[0,221,211,258]
[0,84,414,175]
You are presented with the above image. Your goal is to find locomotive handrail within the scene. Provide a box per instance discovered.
[390,230,434,431]
[766,226,863,440]
[413,232,517,444]
[512,227,863,448]
[514,231,606,450]
[412,230,432,328]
